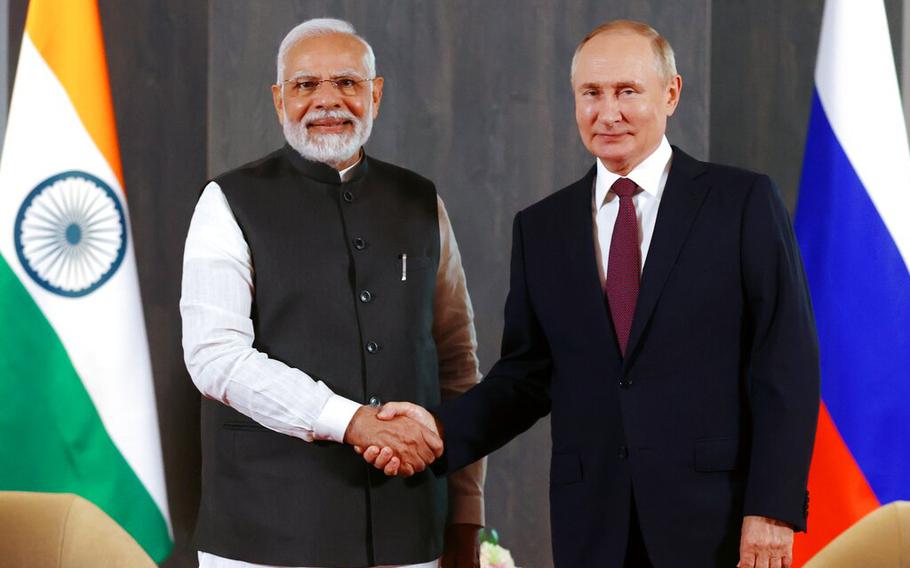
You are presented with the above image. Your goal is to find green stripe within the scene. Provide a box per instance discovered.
[0,253,172,561]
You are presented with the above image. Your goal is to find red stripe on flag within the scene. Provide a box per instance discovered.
[792,402,879,566]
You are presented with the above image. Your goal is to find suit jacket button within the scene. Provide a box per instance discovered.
[618,445,629,459]
[619,378,631,389]
[359,290,373,303]
[368,396,381,407]
[343,191,354,203]
[352,237,367,250]
[366,341,380,354]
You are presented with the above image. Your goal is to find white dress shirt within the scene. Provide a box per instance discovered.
[182,159,484,568]
[592,136,674,287]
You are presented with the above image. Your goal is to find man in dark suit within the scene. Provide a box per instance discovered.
[360,19,819,568]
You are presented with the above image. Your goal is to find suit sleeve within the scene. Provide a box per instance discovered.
[740,175,820,531]
[433,212,553,474]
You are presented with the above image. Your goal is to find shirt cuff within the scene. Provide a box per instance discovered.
[313,395,362,443]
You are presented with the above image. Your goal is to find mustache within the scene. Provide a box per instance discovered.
[302,109,358,127]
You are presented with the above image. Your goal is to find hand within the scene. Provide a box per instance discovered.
[738,515,794,568]
[356,402,442,476]
[442,523,481,568]
[344,405,443,477]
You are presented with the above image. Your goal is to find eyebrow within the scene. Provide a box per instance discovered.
[577,80,645,91]
[613,80,644,90]
[287,68,367,81]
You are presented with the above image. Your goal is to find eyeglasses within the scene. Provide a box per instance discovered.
[279,76,375,98]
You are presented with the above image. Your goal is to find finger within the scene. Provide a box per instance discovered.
[407,455,428,473]
[399,463,415,477]
[422,428,444,458]
[377,402,409,420]
[362,446,381,463]
[770,556,782,568]
[383,456,400,476]
[739,552,756,568]
[782,555,793,568]
[373,447,394,470]
[399,447,428,472]
[354,445,363,454]
[756,552,770,568]
[404,405,434,430]
[414,438,436,465]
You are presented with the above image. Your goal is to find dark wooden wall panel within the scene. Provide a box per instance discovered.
[709,0,825,210]
[100,4,208,567]
[709,0,903,210]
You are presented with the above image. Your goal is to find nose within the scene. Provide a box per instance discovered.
[311,81,342,110]
[597,95,623,125]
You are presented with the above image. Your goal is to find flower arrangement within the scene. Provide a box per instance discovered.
[479,528,521,568]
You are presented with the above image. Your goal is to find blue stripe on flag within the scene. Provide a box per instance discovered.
[795,89,910,504]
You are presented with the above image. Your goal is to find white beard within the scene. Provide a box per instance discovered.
[282,102,373,168]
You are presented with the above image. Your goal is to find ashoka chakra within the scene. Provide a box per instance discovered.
[14,171,127,298]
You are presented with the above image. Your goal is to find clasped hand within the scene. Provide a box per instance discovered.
[344,403,441,477]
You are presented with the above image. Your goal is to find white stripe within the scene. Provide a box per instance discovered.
[814,0,910,272]
[0,37,170,529]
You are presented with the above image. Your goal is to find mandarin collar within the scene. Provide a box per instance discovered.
[282,144,368,184]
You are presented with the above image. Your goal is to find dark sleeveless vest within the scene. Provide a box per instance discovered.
[194,146,445,567]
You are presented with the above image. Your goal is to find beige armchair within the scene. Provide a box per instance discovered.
[804,501,910,568]
[0,491,156,568]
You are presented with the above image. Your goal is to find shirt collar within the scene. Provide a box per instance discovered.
[282,144,367,184]
[338,150,364,182]
[594,136,673,209]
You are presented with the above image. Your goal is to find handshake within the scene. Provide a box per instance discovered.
[343,402,442,477]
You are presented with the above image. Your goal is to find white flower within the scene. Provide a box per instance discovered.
[480,541,518,568]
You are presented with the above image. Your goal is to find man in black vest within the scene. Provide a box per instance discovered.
[181,18,485,568]
[362,20,819,568]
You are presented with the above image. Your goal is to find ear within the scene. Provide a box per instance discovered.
[370,76,384,119]
[665,75,682,117]
[271,83,285,125]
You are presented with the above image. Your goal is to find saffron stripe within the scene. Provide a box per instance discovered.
[24,0,123,186]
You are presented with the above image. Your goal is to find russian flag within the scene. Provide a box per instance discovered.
[792,0,910,564]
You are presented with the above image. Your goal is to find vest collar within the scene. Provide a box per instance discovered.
[282,144,368,184]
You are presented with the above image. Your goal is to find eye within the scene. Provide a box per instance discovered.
[619,88,636,96]
[335,78,358,88]
[297,80,320,90]
[582,88,600,97]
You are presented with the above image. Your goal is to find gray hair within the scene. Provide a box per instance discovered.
[276,18,376,83]
[570,20,677,84]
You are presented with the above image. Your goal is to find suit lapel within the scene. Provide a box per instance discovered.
[623,147,710,367]
[563,166,622,359]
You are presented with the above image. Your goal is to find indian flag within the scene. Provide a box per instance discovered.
[0,0,172,561]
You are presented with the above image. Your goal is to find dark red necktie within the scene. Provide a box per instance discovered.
[605,178,641,357]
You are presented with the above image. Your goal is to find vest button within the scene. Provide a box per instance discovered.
[368,396,381,408]
[366,341,380,354]
[618,445,629,459]
[343,191,354,203]
[352,237,367,250]
[359,290,373,303]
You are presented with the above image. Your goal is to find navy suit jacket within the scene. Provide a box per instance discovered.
[435,147,820,568]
